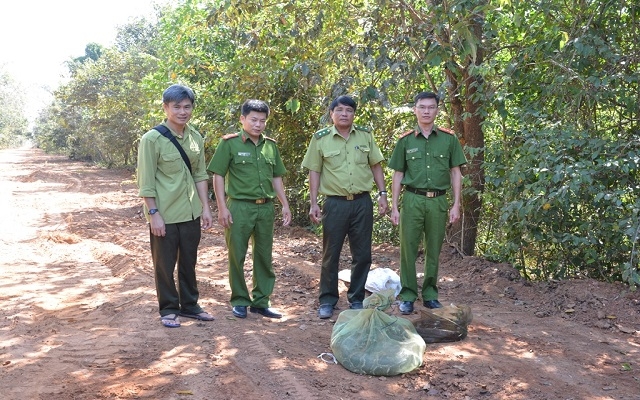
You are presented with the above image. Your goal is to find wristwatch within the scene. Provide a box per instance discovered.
[148,208,159,215]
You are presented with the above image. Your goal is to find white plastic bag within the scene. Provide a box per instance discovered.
[338,267,402,297]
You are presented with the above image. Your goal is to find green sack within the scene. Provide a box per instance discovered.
[330,290,426,376]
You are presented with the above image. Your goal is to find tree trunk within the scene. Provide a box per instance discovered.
[443,9,485,257]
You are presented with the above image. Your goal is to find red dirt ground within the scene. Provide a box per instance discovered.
[1,147,639,400]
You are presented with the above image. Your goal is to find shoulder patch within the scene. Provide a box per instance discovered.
[437,126,455,135]
[264,136,277,142]
[313,127,331,140]
[399,129,415,139]
[222,133,239,140]
[353,124,370,132]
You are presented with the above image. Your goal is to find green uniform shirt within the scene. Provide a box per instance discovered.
[301,124,385,196]
[388,126,467,190]
[137,123,209,224]
[207,130,287,199]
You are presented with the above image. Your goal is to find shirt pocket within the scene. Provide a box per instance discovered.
[432,150,451,173]
[322,149,345,169]
[233,154,255,167]
[355,145,370,165]
[159,152,184,175]
[260,156,276,176]
[405,150,423,174]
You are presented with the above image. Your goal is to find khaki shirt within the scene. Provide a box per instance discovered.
[137,123,209,224]
[207,130,286,199]
[301,125,385,196]
[388,125,467,190]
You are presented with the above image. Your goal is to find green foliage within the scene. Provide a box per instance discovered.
[0,70,29,149]
[479,0,640,286]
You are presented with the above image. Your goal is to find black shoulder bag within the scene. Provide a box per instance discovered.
[153,125,192,175]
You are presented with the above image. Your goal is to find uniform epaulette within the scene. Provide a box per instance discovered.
[399,129,415,139]
[222,133,239,140]
[437,126,455,135]
[264,136,277,142]
[313,127,331,140]
[354,124,371,132]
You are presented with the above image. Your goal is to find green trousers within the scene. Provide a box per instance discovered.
[225,199,276,308]
[398,192,448,302]
[150,218,204,317]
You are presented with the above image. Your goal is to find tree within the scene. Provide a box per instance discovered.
[0,69,29,148]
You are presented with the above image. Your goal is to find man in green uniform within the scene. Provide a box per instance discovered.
[388,91,467,314]
[207,99,291,319]
[137,84,215,328]
[302,95,388,319]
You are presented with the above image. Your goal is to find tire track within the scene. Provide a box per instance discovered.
[231,331,321,400]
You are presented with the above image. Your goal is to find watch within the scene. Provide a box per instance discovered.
[148,208,159,215]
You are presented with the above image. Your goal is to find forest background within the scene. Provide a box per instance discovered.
[1,0,638,287]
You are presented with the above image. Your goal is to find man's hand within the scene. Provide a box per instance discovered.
[150,214,166,237]
[217,207,233,228]
[282,206,292,226]
[201,207,213,230]
[377,196,389,215]
[449,203,461,224]
[390,208,400,226]
[309,204,322,224]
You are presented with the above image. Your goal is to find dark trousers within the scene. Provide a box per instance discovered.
[149,218,203,317]
[319,195,373,305]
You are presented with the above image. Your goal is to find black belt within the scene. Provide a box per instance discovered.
[328,191,370,201]
[233,197,272,204]
[405,187,446,198]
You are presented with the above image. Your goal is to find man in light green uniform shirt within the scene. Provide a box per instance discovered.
[302,95,388,319]
[208,99,291,319]
[389,91,467,314]
[137,84,214,328]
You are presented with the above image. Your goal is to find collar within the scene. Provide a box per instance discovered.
[240,130,264,144]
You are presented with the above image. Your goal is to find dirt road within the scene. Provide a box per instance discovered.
[1,147,639,399]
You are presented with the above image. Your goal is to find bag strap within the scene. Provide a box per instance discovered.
[153,125,192,175]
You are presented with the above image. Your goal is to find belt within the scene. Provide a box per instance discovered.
[405,187,446,198]
[328,191,370,201]
[233,197,272,204]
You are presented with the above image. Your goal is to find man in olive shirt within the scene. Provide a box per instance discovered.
[389,91,467,314]
[208,99,291,319]
[302,95,388,319]
[137,84,214,328]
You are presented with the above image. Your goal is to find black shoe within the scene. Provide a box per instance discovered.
[318,304,334,319]
[423,300,443,309]
[249,307,282,319]
[349,302,363,309]
[399,301,414,315]
[232,305,247,318]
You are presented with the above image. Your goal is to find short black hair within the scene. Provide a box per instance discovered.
[241,99,270,117]
[329,95,357,111]
[413,91,440,105]
[163,84,195,104]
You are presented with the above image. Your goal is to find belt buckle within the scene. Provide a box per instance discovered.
[255,198,266,204]
[346,194,354,201]
[426,191,436,198]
